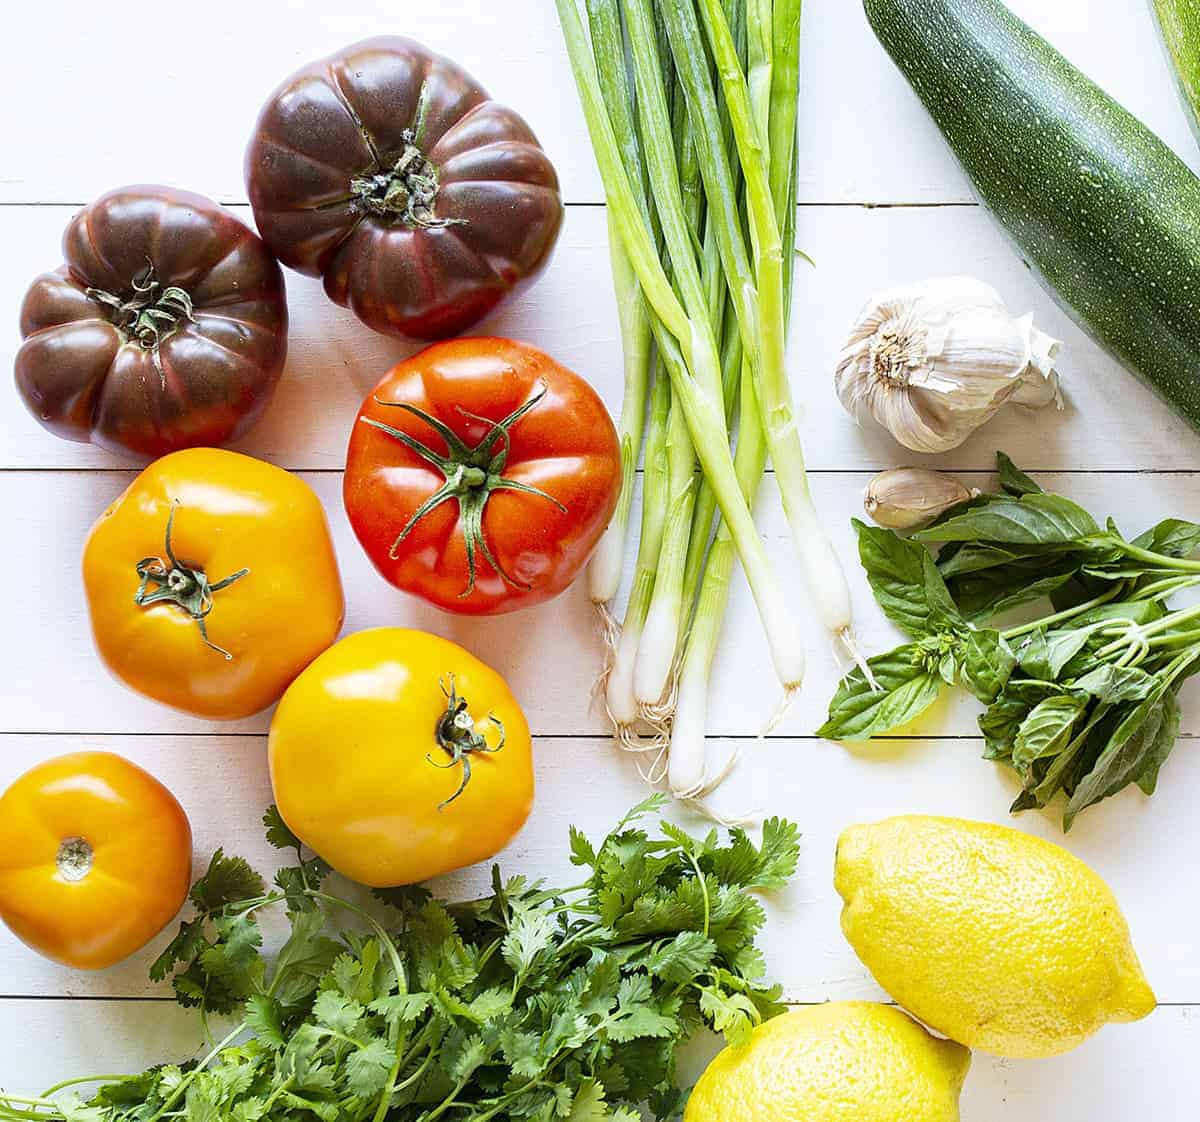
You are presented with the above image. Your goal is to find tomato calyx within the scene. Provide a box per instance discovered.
[85,259,195,387]
[133,502,251,661]
[360,383,568,597]
[350,127,466,230]
[56,836,93,883]
[428,674,504,810]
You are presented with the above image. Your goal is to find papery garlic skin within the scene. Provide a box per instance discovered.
[864,466,978,531]
[835,277,1062,453]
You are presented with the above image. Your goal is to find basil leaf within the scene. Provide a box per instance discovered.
[1014,628,1092,682]
[817,645,943,741]
[947,559,1080,622]
[1074,599,1166,628]
[1068,664,1157,704]
[915,493,1099,546]
[1137,690,1182,796]
[1132,518,1200,558]
[980,679,1069,759]
[1013,695,1089,773]
[980,695,1028,760]
[852,520,961,638]
[960,629,1016,703]
[938,542,1040,578]
[996,452,1042,496]
[1063,685,1177,828]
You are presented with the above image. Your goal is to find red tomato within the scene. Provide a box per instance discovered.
[344,338,620,614]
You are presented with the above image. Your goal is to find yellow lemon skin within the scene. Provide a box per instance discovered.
[835,816,1156,1059]
[683,1002,969,1122]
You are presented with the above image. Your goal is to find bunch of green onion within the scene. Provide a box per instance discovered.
[562,0,867,798]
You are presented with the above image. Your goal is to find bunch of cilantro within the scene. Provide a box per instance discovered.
[821,452,1200,828]
[0,796,798,1122]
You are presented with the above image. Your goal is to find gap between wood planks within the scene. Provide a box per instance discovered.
[0,994,1191,1007]
[6,730,1200,743]
[4,468,1200,476]
[0,200,981,210]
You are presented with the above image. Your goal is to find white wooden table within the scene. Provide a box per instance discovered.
[1,1,1197,1116]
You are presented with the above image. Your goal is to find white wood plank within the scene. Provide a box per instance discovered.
[3,468,1200,739]
[4,1,1200,1112]
[0,733,1195,1006]
[3,203,1197,471]
[0,997,1193,1118]
[0,1,1194,207]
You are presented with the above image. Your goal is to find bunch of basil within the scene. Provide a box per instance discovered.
[821,454,1200,829]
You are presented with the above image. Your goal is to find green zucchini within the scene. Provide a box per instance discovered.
[1152,0,1200,144]
[865,0,1200,431]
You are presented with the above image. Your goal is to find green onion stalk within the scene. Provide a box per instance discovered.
[605,361,672,737]
[559,0,807,701]
[586,0,655,612]
[676,0,747,636]
[669,0,802,798]
[588,221,653,611]
[633,70,708,717]
[675,0,865,673]
[584,0,669,740]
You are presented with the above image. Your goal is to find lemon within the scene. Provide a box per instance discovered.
[684,1002,969,1122]
[835,816,1156,1058]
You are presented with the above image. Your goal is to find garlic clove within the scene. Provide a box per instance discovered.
[835,277,1064,453]
[1009,315,1064,409]
[864,467,979,531]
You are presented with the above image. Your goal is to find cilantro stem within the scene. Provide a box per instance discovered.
[40,1076,132,1097]
[683,847,712,937]
[0,1099,59,1122]
[145,1022,245,1122]
[310,891,406,995]
[422,1075,472,1121]
[392,1048,436,1093]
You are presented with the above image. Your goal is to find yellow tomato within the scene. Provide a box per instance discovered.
[0,752,192,970]
[83,448,345,719]
[269,628,534,886]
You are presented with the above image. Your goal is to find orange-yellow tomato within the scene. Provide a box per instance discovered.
[269,628,534,887]
[83,448,345,719]
[0,752,192,970]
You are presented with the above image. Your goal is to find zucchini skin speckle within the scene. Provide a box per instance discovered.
[865,0,1200,431]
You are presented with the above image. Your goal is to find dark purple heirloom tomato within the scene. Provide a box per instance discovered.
[16,186,288,459]
[244,37,563,341]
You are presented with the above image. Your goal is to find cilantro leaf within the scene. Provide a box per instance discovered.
[569,824,598,868]
[244,995,285,1049]
[189,850,266,913]
[344,1039,395,1100]
[644,931,716,985]
[262,805,302,851]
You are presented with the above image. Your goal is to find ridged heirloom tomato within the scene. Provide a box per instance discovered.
[83,448,345,719]
[0,752,192,969]
[269,628,534,887]
[16,185,288,458]
[343,338,621,615]
[245,38,562,341]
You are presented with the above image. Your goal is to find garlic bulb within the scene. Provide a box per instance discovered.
[865,467,978,531]
[835,277,1063,453]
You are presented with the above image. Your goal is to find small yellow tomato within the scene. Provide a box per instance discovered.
[82,447,345,719]
[269,628,534,886]
[0,752,192,970]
